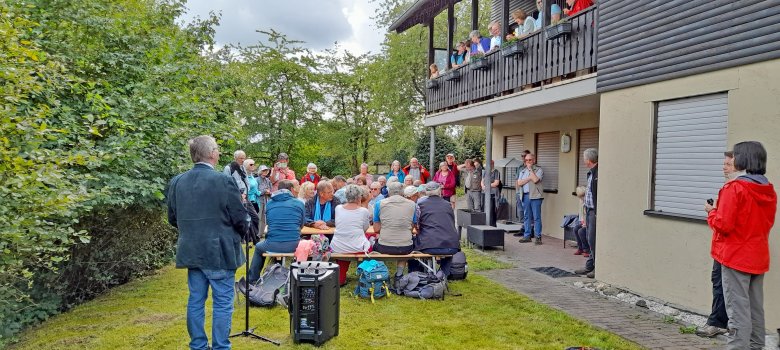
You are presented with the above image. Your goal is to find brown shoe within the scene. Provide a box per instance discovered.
[574,249,584,255]
[695,325,727,338]
[586,271,595,278]
[518,237,532,243]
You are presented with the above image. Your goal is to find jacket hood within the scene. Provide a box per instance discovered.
[736,177,777,205]
[271,191,295,202]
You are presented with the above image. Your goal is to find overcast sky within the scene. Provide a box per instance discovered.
[180,0,386,55]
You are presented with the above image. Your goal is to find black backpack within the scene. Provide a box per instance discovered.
[449,251,468,280]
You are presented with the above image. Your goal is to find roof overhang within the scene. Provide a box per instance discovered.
[388,0,461,33]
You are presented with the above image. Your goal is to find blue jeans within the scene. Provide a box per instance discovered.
[522,195,543,239]
[247,239,299,284]
[187,268,235,350]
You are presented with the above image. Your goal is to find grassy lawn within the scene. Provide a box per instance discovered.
[9,249,642,350]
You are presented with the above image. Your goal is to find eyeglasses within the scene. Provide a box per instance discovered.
[371,188,380,191]
[524,158,534,162]
[249,163,255,166]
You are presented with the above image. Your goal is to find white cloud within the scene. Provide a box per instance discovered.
[180,0,386,55]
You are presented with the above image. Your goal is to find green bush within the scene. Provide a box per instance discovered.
[0,0,238,345]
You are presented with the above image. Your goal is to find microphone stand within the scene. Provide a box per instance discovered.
[230,207,280,345]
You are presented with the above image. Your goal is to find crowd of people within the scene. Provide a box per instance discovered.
[168,134,774,350]
[429,0,594,78]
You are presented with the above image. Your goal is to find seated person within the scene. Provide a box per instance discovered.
[574,186,591,256]
[564,0,593,17]
[404,185,419,203]
[373,182,417,283]
[247,180,304,284]
[450,42,468,68]
[331,175,348,203]
[403,176,414,187]
[469,30,491,54]
[506,9,536,40]
[409,182,460,276]
[305,180,340,229]
[331,185,372,286]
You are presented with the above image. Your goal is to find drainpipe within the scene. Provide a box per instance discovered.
[429,126,435,172]
[485,116,493,226]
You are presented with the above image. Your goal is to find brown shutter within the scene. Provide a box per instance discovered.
[535,131,559,191]
[577,128,599,187]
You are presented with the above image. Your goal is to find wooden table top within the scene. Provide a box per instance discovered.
[300,226,335,235]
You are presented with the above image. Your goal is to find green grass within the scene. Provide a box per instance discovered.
[9,248,642,350]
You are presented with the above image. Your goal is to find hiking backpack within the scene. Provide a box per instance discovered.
[398,271,446,300]
[448,251,468,280]
[353,260,390,303]
[236,263,289,307]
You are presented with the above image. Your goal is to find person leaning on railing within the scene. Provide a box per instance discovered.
[506,9,535,41]
[564,0,593,17]
[450,41,468,69]
[469,30,491,54]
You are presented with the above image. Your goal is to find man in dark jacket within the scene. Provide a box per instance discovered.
[305,180,340,229]
[411,182,460,276]
[575,148,598,278]
[167,135,248,350]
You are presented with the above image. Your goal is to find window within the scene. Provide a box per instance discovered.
[651,93,728,218]
[504,135,525,183]
[577,128,599,187]
[535,131,559,192]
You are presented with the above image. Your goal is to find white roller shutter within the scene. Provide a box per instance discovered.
[505,135,525,185]
[536,131,559,191]
[577,128,599,187]
[653,93,728,218]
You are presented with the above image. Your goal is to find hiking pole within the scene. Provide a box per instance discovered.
[230,212,280,345]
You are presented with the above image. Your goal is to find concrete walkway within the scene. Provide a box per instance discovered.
[471,231,725,349]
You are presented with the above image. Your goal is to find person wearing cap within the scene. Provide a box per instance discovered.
[445,153,460,188]
[564,0,592,17]
[223,150,249,195]
[535,0,563,28]
[270,152,296,192]
[300,163,320,186]
[410,181,460,276]
[550,4,563,24]
[403,185,420,202]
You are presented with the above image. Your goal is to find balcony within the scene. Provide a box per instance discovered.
[425,6,598,114]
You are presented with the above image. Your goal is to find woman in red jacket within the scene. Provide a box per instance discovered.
[433,162,456,202]
[705,141,776,350]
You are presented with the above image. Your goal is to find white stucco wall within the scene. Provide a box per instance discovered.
[598,59,780,327]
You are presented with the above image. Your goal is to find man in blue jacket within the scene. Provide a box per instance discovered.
[248,179,304,283]
[167,135,249,350]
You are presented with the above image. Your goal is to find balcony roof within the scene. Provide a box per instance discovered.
[388,0,461,33]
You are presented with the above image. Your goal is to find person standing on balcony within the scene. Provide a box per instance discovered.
[450,42,468,69]
[564,0,593,17]
[459,159,483,212]
[469,30,491,54]
[403,157,430,184]
[488,21,502,51]
[506,9,535,41]
[575,149,598,276]
[516,152,544,245]
[705,141,776,350]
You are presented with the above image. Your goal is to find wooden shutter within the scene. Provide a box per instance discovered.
[505,135,525,184]
[535,131,559,191]
[653,93,728,218]
[491,0,539,27]
[577,128,599,187]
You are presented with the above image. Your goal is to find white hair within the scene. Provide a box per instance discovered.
[233,150,245,160]
[189,135,217,163]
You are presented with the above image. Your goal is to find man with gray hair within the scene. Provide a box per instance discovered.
[488,21,502,51]
[410,181,460,276]
[575,148,598,279]
[469,30,491,54]
[223,150,249,195]
[373,182,417,287]
[168,136,248,350]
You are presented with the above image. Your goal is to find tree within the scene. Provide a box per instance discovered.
[414,128,460,169]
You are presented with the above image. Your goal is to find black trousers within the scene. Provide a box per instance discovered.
[706,260,729,328]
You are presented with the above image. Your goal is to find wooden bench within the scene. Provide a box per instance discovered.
[261,252,453,274]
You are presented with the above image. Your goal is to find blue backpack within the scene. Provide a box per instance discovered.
[354,260,390,303]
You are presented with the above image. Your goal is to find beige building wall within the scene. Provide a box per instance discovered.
[598,58,780,327]
[491,112,599,239]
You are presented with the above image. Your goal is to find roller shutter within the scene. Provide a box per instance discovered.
[491,0,538,27]
[504,135,525,183]
[577,128,599,187]
[535,131,559,191]
[652,93,728,218]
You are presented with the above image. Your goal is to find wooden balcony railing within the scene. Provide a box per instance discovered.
[425,6,598,114]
